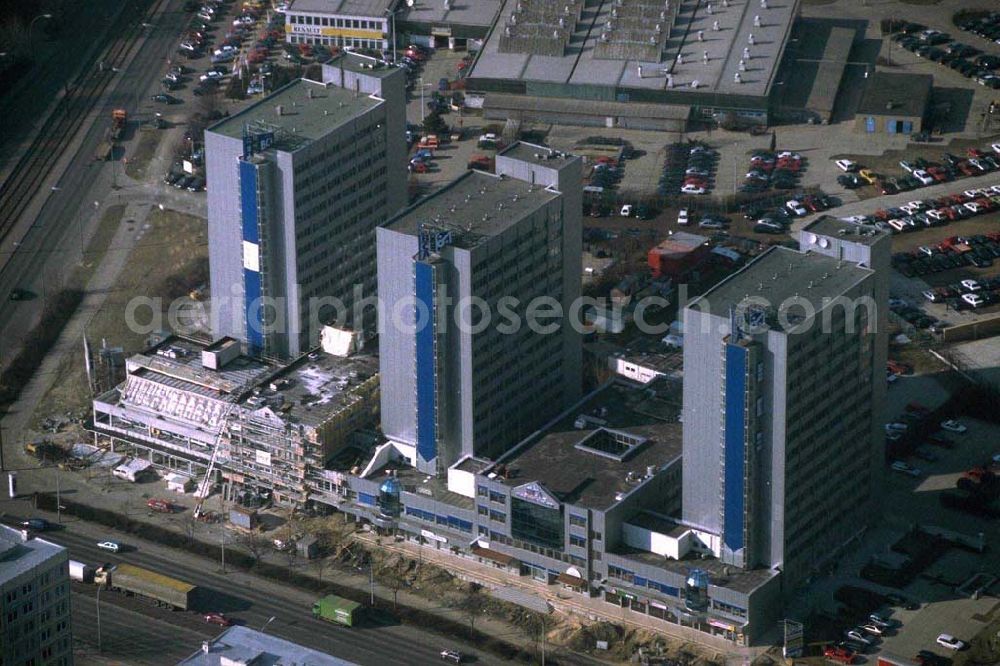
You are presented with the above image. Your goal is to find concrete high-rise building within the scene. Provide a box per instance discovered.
[681,219,889,586]
[1,525,72,665]
[206,53,406,359]
[377,143,583,475]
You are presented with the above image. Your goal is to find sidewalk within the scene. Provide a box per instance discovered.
[354,532,762,660]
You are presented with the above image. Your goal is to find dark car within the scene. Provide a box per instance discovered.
[151,93,182,104]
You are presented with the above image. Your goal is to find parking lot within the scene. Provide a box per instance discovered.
[875,415,1000,663]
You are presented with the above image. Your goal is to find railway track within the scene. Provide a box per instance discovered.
[0,1,153,246]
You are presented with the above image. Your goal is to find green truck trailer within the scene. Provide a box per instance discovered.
[95,563,199,610]
[312,594,362,627]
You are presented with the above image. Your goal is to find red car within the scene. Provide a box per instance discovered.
[967,147,987,158]
[203,612,232,627]
[824,645,855,664]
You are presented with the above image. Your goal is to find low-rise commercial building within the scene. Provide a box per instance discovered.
[396,0,502,51]
[284,0,393,52]
[1,525,72,666]
[648,232,711,279]
[854,72,932,135]
[310,377,780,644]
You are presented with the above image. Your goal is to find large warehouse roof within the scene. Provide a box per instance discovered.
[469,0,796,99]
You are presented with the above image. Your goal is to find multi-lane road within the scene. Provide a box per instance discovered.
[46,524,515,665]
[0,0,189,361]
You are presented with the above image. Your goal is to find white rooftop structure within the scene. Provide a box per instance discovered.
[176,626,357,666]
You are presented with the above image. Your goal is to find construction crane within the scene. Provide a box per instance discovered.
[193,406,236,520]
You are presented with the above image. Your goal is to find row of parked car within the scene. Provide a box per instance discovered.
[958,12,1000,45]
[887,297,947,332]
[835,143,1000,197]
[164,170,206,192]
[891,25,1000,88]
[841,182,1000,239]
[746,193,834,234]
[740,150,806,193]
[661,143,717,196]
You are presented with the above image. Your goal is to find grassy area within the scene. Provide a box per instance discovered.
[32,208,207,425]
[892,343,949,376]
[123,129,162,181]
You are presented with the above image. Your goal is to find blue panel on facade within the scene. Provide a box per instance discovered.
[239,159,259,244]
[723,344,747,552]
[244,269,263,352]
[865,117,875,133]
[414,261,437,464]
[358,492,377,506]
[886,119,896,134]
[902,121,912,134]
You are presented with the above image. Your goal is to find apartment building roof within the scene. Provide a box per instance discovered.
[208,78,382,145]
[690,246,873,330]
[385,170,560,247]
[0,525,65,584]
[493,380,683,510]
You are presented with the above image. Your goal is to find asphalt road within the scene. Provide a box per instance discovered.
[43,525,514,666]
[0,0,188,363]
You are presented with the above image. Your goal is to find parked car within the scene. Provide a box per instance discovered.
[150,94,182,104]
[835,159,858,172]
[936,634,965,651]
[891,461,921,477]
[844,630,872,645]
[940,419,967,433]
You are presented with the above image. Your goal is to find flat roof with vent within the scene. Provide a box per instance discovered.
[801,216,888,247]
[469,0,797,98]
[689,246,873,330]
[857,71,932,119]
[207,78,382,145]
[491,380,683,510]
[384,170,560,246]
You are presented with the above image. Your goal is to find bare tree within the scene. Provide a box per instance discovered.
[378,559,409,608]
[459,584,487,631]
[239,529,267,568]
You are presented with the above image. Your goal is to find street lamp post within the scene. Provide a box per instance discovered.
[260,616,276,633]
[28,14,53,49]
[96,585,103,652]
